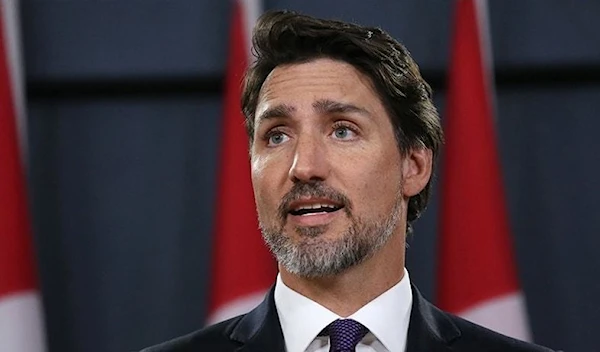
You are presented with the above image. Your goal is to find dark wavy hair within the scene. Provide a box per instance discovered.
[241,10,444,233]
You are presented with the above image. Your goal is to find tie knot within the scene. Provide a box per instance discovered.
[324,319,369,352]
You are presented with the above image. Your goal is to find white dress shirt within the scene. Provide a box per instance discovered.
[274,269,413,352]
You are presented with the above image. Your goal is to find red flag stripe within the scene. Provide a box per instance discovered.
[0,4,37,297]
[437,0,520,313]
[207,0,275,320]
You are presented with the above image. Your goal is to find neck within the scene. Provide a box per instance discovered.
[279,232,406,317]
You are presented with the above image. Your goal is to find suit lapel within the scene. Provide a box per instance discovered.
[406,285,461,352]
[229,286,286,352]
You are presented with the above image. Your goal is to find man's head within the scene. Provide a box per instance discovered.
[243,11,443,278]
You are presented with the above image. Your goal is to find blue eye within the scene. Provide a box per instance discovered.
[267,131,289,146]
[334,127,349,139]
[332,125,356,140]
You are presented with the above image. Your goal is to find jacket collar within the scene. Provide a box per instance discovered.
[227,284,461,352]
[228,286,286,352]
[406,284,461,351]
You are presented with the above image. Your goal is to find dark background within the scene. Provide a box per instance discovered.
[21,1,600,351]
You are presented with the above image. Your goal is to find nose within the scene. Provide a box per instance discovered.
[288,135,330,183]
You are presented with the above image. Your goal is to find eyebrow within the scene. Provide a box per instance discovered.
[313,99,372,118]
[256,104,296,123]
[255,99,371,124]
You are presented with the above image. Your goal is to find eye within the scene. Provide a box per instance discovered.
[266,131,289,146]
[331,123,358,140]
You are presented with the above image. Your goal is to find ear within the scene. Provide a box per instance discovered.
[401,148,433,197]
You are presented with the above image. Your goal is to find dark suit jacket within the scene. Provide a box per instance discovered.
[141,285,556,352]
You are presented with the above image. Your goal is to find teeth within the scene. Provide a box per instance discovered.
[294,203,337,211]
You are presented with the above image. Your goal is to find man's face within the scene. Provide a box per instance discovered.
[250,58,408,277]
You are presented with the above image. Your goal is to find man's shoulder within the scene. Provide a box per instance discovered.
[445,312,556,352]
[139,315,244,352]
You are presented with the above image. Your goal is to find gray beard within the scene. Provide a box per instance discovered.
[260,191,403,278]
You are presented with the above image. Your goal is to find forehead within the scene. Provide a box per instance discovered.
[255,58,386,118]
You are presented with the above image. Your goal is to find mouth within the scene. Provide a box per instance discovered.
[286,199,345,226]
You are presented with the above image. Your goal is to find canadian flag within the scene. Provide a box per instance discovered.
[437,0,532,341]
[0,1,47,351]
[206,0,276,324]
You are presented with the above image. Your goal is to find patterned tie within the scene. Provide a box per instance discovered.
[323,319,369,352]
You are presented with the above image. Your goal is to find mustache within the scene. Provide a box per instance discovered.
[277,181,352,222]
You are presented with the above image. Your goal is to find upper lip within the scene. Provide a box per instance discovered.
[288,198,344,213]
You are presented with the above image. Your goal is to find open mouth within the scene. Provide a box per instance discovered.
[288,202,344,216]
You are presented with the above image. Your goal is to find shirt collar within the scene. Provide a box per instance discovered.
[349,269,412,352]
[274,269,413,352]
[274,274,339,352]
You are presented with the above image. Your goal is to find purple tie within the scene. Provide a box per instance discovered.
[323,319,369,352]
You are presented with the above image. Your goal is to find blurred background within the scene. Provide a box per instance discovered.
[13,0,600,351]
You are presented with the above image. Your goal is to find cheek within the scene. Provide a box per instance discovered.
[251,157,267,204]
[251,154,285,213]
[252,160,268,191]
[345,149,402,210]
[251,153,267,179]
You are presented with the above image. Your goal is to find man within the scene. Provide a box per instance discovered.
[142,10,555,352]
